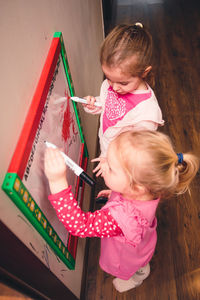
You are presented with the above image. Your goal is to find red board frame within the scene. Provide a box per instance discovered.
[2,32,88,269]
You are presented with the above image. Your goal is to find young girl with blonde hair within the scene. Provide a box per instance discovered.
[44,130,199,293]
[83,23,164,163]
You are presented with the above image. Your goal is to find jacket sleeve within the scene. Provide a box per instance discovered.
[109,202,150,247]
[48,186,122,238]
[83,79,108,115]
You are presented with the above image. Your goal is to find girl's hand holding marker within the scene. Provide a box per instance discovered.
[44,141,96,189]
[71,96,102,108]
[44,146,68,195]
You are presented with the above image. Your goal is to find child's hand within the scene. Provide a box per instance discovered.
[44,148,68,194]
[83,95,98,110]
[97,189,112,199]
[91,157,108,177]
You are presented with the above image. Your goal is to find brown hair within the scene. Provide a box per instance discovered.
[100,23,154,86]
[113,131,199,198]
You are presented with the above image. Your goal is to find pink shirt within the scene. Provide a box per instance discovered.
[100,191,160,279]
[103,86,151,133]
[49,187,160,280]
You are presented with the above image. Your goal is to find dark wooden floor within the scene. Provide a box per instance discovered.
[83,1,200,299]
[0,283,33,300]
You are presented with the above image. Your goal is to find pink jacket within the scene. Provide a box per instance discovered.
[84,80,164,156]
[99,191,160,280]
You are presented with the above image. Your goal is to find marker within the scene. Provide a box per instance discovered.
[44,141,96,187]
[71,97,102,107]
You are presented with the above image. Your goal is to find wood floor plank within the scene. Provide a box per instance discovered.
[83,1,200,299]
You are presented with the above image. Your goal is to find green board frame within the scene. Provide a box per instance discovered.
[2,32,88,270]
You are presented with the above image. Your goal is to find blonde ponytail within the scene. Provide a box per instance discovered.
[114,131,199,199]
[175,153,199,194]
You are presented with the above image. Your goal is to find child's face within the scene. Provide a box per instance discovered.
[102,141,132,198]
[102,64,143,94]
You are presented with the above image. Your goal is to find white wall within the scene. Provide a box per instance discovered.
[0,0,104,298]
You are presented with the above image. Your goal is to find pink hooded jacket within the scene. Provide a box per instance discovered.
[99,191,160,280]
[84,80,164,156]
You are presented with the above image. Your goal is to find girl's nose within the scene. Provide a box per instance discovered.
[112,83,120,92]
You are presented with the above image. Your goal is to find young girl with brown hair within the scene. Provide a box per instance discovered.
[44,130,199,293]
[83,23,164,165]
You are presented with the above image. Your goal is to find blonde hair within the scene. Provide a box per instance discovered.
[100,23,154,86]
[113,131,199,198]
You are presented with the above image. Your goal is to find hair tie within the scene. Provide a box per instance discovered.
[135,22,143,28]
[177,153,183,164]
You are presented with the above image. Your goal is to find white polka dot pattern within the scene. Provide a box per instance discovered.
[48,188,122,238]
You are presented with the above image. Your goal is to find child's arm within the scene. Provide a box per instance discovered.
[44,147,68,194]
[44,148,122,238]
[48,187,122,238]
[82,79,109,114]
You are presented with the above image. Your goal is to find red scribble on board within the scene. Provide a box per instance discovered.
[62,92,71,142]
[62,91,78,143]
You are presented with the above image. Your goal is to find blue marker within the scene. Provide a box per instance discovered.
[45,141,95,187]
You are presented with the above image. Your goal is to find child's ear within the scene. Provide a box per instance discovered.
[142,66,152,78]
